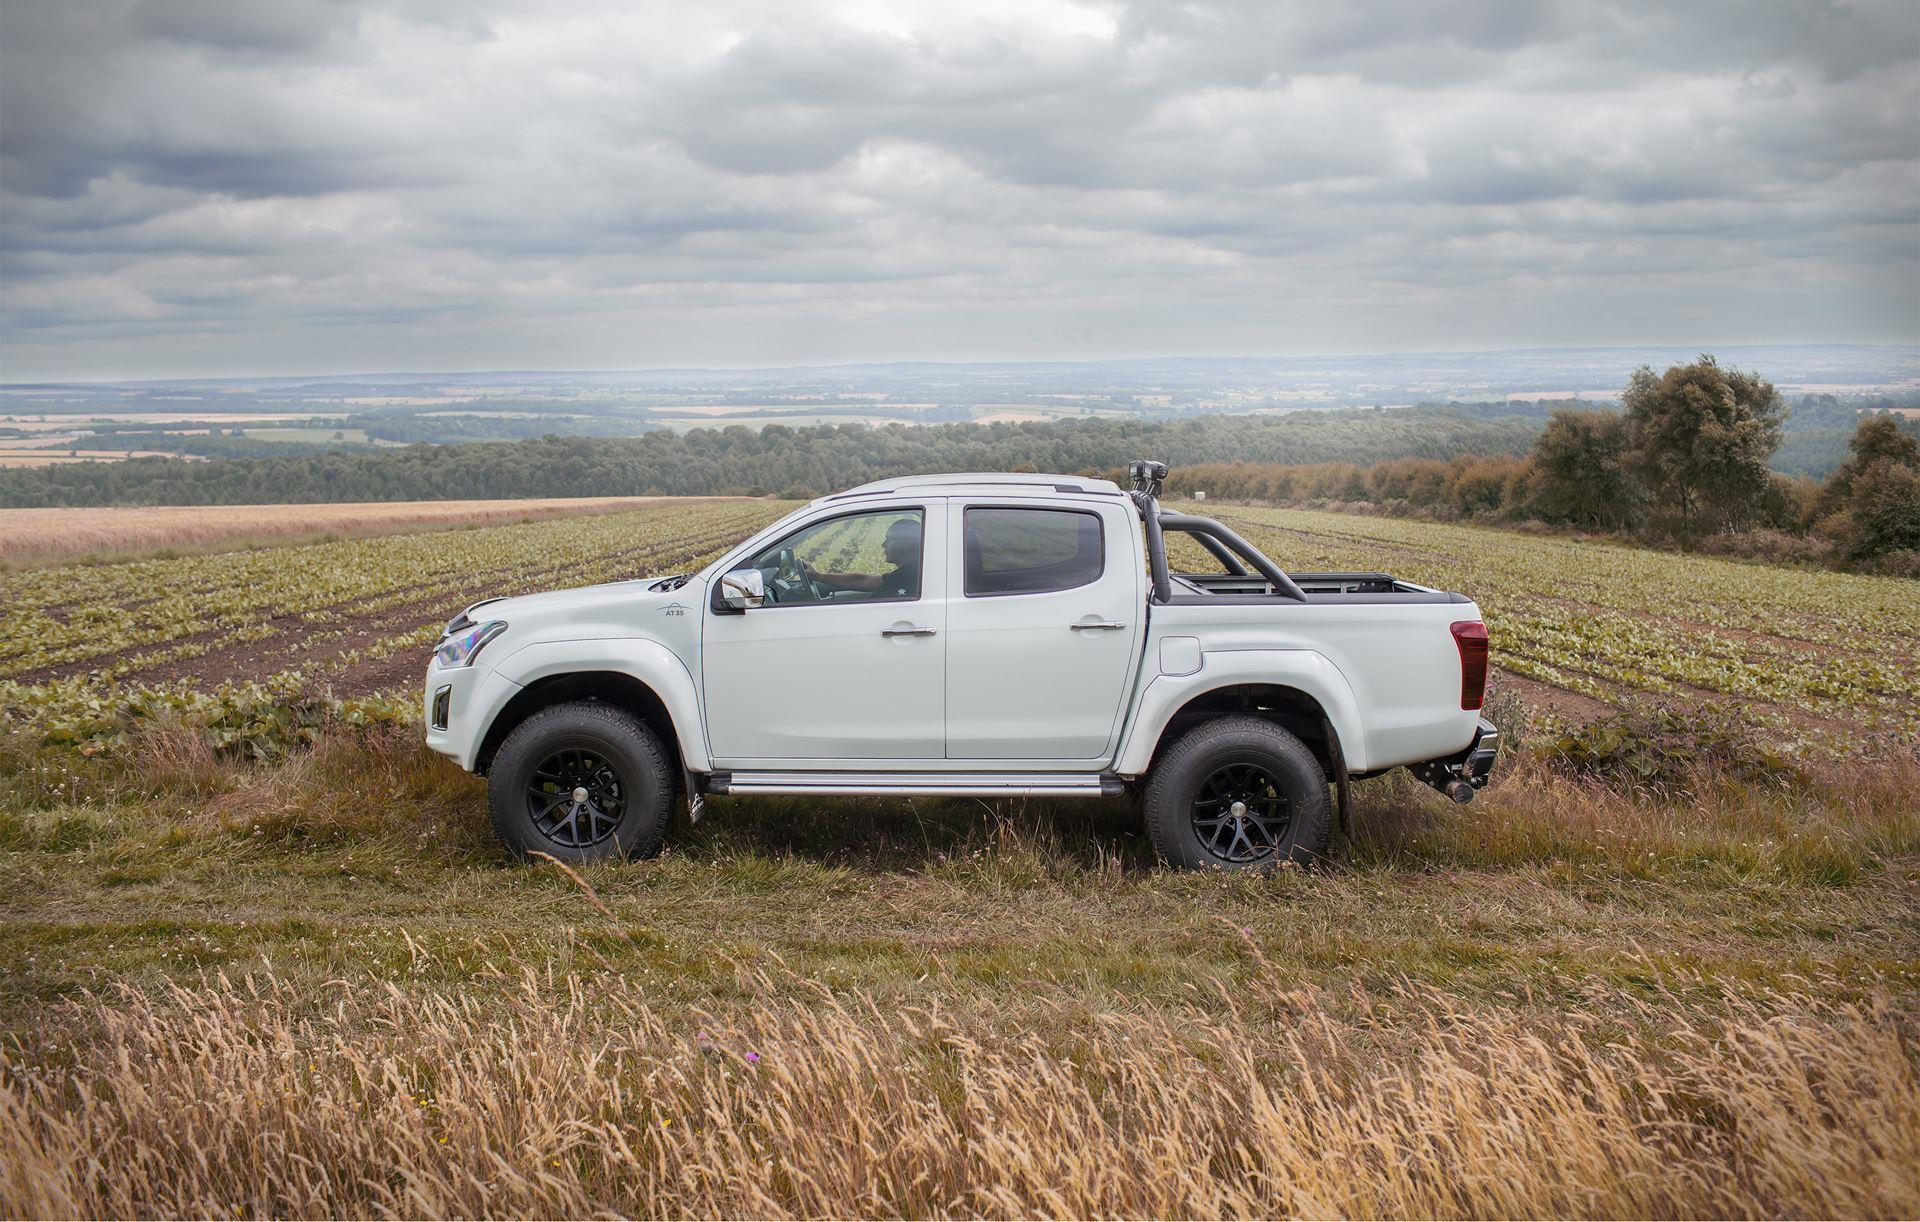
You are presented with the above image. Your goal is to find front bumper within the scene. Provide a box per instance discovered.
[423,661,520,772]
[1411,716,1500,803]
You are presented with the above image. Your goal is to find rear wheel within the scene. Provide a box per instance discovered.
[1143,716,1331,871]
[487,702,674,863]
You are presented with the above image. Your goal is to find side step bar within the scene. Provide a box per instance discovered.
[707,771,1127,798]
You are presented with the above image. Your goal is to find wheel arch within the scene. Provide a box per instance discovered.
[473,638,708,778]
[1114,651,1367,777]
[1147,684,1340,778]
[476,671,681,777]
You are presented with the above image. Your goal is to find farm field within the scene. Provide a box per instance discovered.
[2,497,1912,746]
[0,495,730,563]
[2,497,1917,1216]
[1194,504,1920,745]
[238,425,398,445]
[0,449,197,467]
[644,403,1129,431]
[0,412,323,427]
[0,413,363,465]
[0,499,783,702]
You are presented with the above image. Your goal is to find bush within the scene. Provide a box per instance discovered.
[1541,704,1799,795]
[1527,408,1641,529]
[1693,528,1832,567]
[1842,459,1920,563]
[1811,415,1920,567]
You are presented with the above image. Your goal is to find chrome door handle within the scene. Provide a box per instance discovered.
[1069,620,1127,631]
[882,625,938,637]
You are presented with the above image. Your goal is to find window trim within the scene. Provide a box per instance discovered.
[962,505,1106,599]
[709,505,927,614]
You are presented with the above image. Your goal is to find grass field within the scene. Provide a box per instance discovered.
[2,498,1916,1216]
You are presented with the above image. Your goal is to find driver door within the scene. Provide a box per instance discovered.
[702,502,947,764]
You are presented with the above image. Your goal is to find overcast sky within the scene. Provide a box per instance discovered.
[2,0,1916,381]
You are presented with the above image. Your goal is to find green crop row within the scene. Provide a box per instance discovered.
[0,501,788,681]
[1214,504,1920,737]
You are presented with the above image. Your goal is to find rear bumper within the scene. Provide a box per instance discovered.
[1411,717,1500,802]
[1460,717,1500,786]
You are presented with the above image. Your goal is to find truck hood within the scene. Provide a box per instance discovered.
[454,576,702,636]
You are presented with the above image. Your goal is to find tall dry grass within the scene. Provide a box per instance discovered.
[4,962,1915,1219]
[206,723,486,848]
[1349,748,1920,884]
[0,496,719,563]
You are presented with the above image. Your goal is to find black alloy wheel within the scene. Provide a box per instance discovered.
[1141,715,1332,871]
[487,701,675,863]
[1190,763,1291,863]
[526,747,627,849]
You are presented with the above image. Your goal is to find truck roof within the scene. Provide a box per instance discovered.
[819,472,1124,504]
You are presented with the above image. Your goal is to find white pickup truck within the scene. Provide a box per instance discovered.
[425,462,1497,871]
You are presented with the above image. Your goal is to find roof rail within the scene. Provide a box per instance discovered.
[825,471,1123,499]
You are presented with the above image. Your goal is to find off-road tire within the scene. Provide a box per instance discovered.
[1142,716,1331,871]
[487,701,674,863]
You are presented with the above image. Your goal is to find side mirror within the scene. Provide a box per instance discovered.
[716,567,766,612]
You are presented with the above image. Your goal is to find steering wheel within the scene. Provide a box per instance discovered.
[767,547,830,602]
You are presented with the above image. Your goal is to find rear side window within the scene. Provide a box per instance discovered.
[965,507,1104,596]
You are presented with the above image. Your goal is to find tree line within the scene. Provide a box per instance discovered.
[0,406,1543,508]
[1165,357,1920,574]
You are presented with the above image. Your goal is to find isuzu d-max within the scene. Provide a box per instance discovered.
[425,462,1497,871]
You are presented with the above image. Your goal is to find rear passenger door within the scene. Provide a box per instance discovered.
[943,501,1142,762]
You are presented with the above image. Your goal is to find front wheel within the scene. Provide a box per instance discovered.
[1142,716,1331,871]
[487,701,674,863]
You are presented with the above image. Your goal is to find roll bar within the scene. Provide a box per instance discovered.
[1186,530,1249,575]
[1127,457,1307,603]
[1158,513,1309,602]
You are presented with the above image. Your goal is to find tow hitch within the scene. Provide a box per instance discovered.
[1412,718,1500,804]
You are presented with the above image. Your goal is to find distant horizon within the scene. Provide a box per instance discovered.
[7,340,1919,389]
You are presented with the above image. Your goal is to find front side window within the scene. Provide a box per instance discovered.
[965,507,1104,596]
[744,508,923,605]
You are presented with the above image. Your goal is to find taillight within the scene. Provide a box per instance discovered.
[1451,621,1489,710]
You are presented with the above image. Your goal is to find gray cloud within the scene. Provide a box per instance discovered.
[1,0,1915,379]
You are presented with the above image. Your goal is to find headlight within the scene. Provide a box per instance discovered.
[436,620,507,668]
